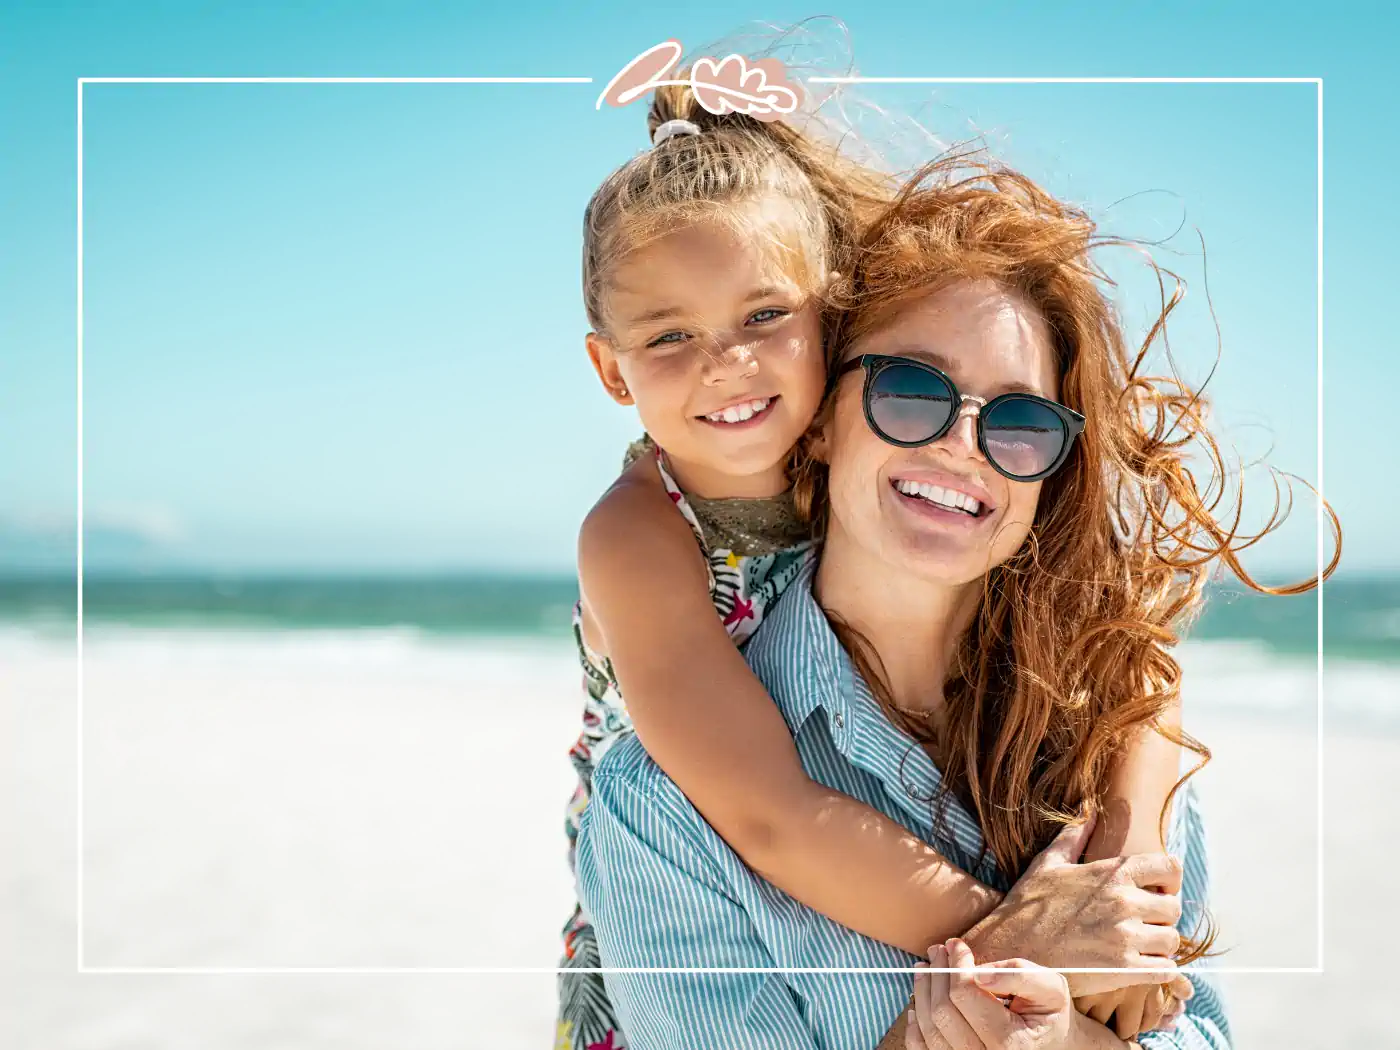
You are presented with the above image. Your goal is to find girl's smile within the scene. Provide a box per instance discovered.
[698,394,778,427]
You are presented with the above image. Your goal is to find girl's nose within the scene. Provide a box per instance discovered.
[702,343,760,385]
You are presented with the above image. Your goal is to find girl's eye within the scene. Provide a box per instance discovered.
[646,331,688,349]
[748,307,789,325]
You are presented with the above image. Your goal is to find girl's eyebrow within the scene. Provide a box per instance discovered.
[623,304,685,327]
[621,286,790,329]
[743,284,787,303]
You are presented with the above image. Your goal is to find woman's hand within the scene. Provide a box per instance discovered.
[1074,976,1192,1039]
[905,938,1074,1050]
[960,818,1184,997]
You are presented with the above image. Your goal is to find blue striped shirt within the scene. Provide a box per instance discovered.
[576,560,1230,1050]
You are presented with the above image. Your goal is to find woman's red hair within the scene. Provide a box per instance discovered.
[794,149,1341,962]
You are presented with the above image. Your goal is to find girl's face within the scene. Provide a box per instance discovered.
[822,279,1061,586]
[587,206,826,498]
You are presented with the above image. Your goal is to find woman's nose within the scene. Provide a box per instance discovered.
[938,408,980,456]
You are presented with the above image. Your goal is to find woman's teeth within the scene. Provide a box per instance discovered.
[893,479,982,516]
[704,398,772,424]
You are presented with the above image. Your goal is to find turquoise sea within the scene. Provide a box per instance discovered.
[0,571,1395,662]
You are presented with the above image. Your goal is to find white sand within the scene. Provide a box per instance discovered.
[2,628,1396,1048]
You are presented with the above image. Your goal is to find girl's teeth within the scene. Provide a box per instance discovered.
[893,479,982,516]
[707,398,771,423]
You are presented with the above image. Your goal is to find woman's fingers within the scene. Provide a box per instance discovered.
[1123,885,1183,925]
[906,995,931,1050]
[966,956,1071,1018]
[1164,993,1188,1029]
[946,939,1039,1044]
[1113,986,1151,1039]
[1123,853,1184,895]
[1085,994,1118,1026]
[923,944,984,1050]
[1132,920,1181,960]
[914,954,942,1040]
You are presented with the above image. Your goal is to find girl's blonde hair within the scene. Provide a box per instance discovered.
[581,77,893,340]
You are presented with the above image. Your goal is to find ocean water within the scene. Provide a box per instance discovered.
[0,571,1396,659]
[0,570,1395,730]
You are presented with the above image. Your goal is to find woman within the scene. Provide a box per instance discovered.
[575,152,1336,1050]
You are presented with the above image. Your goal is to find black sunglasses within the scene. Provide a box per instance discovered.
[838,354,1086,482]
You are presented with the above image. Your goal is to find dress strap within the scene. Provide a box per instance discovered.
[651,444,709,553]
[649,444,717,593]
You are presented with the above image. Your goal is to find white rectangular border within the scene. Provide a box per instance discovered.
[75,75,1324,975]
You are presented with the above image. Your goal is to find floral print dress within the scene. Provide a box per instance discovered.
[554,437,814,1050]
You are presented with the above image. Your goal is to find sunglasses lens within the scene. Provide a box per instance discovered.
[983,398,1068,478]
[868,363,956,444]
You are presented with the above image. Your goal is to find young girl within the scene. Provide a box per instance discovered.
[556,83,1189,1050]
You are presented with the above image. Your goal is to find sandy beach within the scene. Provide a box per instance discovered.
[3,626,1395,1049]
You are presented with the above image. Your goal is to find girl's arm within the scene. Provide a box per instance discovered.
[1082,700,1186,862]
[1072,699,1187,1036]
[577,457,1001,958]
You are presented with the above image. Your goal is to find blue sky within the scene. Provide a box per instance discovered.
[0,2,1390,576]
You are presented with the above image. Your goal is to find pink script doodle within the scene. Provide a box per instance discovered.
[596,39,803,122]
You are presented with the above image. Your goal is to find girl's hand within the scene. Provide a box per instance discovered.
[1074,975,1192,1039]
[905,939,1074,1050]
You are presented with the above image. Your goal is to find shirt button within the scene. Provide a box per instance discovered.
[833,712,845,730]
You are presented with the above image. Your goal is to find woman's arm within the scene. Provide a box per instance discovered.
[577,459,1001,958]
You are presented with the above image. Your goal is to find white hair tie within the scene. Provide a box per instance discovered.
[651,118,701,148]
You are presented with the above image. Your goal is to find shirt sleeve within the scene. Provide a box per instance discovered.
[1137,783,1233,1050]
[576,750,820,1050]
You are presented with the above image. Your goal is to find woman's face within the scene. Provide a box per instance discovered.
[823,279,1061,587]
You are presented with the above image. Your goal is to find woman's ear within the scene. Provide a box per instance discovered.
[585,332,633,405]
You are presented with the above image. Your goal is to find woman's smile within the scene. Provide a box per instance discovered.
[886,473,996,531]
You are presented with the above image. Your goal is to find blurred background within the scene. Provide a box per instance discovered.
[2,2,1395,1048]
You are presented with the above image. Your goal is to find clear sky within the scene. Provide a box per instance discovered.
[0,2,1391,577]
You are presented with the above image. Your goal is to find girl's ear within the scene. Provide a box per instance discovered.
[585,332,633,405]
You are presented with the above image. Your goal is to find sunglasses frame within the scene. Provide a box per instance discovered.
[838,353,1086,483]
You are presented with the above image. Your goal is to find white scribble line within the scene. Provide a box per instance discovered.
[74,73,1325,977]
[75,75,85,974]
[78,77,592,85]
[809,76,1321,85]
[77,966,1325,976]
[1315,77,1325,974]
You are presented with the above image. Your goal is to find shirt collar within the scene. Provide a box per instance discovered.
[744,558,844,735]
[745,563,939,819]
[746,560,1000,885]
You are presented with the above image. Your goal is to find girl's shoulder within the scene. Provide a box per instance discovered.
[620,433,656,473]
[577,443,704,595]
